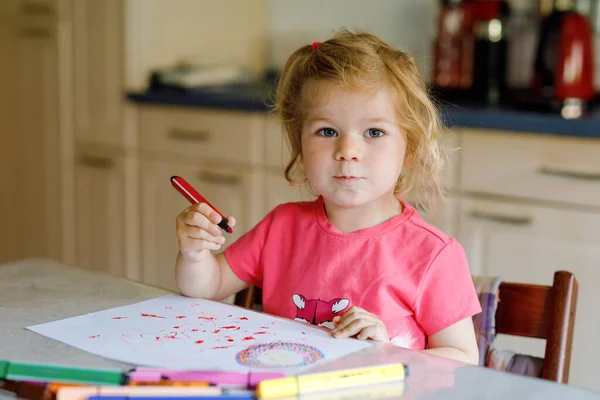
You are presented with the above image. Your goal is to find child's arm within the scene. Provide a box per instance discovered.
[175,203,249,300]
[423,317,479,364]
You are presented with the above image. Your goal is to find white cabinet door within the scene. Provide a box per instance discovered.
[73,147,126,277]
[140,157,260,293]
[457,196,600,391]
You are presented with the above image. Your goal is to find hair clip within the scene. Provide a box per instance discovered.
[311,41,322,51]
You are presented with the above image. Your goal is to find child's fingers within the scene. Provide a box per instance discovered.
[182,226,226,244]
[332,318,373,339]
[227,216,237,228]
[178,236,222,253]
[356,325,388,342]
[184,209,223,237]
[332,310,378,334]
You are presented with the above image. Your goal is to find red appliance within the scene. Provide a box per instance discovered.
[531,8,595,117]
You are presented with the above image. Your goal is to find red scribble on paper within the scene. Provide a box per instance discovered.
[302,332,306,335]
[191,329,199,332]
[239,317,248,321]
[141,313,166,319]
[198,316,216,321]
[260,326,269,329]
[242,336,255,341]
[228,314,232,317]
[213,329,221,334]
[272,321,276,325]
[176,316,186,319]
[89,335,100,339]
[173,326,180,329]
[202,330,207,333]
[212,346,233,349]
[195,340,204,344]
[111,316,127,320]
[254,331,267,335]
[227,339,234,342]
[221,326,240,330]
[165,332,178,340]
[191,303,200,307]
[155,336,160,341]
[165,306,173,310]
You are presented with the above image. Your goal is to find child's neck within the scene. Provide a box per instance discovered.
[323,195,403,233]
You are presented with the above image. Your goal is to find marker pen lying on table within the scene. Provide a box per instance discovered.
[128,368,285,388]
[256,363,409,399]
[0,361,124,386]
[55,386,237,400]
[170,176,233,234]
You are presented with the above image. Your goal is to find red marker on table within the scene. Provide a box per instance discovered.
[170,176,233,234]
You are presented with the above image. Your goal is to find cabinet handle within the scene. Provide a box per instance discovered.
[167,129,210,142]
[18,27,51,39]
[197,171,240,186]
[538,166,600,181]
[20,2,54,16]
[77,155,113,169]
[469,210,533,226]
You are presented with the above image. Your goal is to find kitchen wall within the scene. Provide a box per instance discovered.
[267,0,439,80]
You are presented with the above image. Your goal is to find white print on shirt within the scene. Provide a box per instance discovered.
[292,294,350,330]
[390,331,418,349]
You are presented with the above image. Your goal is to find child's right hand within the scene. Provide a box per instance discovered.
[176,203,236,262]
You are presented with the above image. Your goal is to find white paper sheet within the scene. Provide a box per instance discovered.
[27,294,371,375]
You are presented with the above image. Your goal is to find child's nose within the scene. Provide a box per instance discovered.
[334,136,363,161]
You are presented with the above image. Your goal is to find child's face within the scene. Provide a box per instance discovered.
[300,83,407,210]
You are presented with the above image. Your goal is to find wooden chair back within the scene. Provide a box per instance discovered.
[496,270,578,383]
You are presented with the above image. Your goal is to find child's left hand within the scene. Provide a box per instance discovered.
[330,306,389,342]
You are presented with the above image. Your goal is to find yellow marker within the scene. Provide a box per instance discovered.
[256,363,408,399]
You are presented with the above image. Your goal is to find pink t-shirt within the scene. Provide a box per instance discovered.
[224,197,481,349]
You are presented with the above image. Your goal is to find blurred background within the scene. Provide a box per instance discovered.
[1,0,600,392]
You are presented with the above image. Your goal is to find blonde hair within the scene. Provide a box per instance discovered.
[274,29,447,212]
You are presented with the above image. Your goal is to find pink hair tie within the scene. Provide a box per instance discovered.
[311,41,321,51]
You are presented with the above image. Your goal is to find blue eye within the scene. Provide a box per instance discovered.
[365,129,384,138]
[318,128,337,137]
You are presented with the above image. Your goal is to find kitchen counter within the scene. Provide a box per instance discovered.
[127,85,600,139]
[2,258,600,399]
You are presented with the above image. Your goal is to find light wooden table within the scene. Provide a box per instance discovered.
[1,258,599,399]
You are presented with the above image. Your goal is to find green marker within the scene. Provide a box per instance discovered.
[0,360,8,380]
[4,361,124,385]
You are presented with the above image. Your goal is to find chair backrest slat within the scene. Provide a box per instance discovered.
[494,271,578,383]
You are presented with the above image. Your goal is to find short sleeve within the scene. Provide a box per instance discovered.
[414,239,482,335]
[223,208,276,288]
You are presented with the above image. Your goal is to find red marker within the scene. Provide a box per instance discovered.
[170,176,233,234]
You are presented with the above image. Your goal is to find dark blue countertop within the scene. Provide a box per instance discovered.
[127,85,600,139]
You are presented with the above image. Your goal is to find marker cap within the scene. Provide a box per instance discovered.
[256,376,297,399]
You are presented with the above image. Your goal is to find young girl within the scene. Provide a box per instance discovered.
[175,30,481,364]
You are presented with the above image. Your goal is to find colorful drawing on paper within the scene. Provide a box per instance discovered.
[26,294,370,374]
[236,342,324,368]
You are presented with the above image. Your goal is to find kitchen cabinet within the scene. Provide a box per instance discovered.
[72,0,124,147]
[457,195,600,390]
[73,144,127,277]
[0,22,23,264]
[456,129,600,391]
[15,20,63,261]
[264,172,316,214]
[139,155,261,293]
[0,16,65,264]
